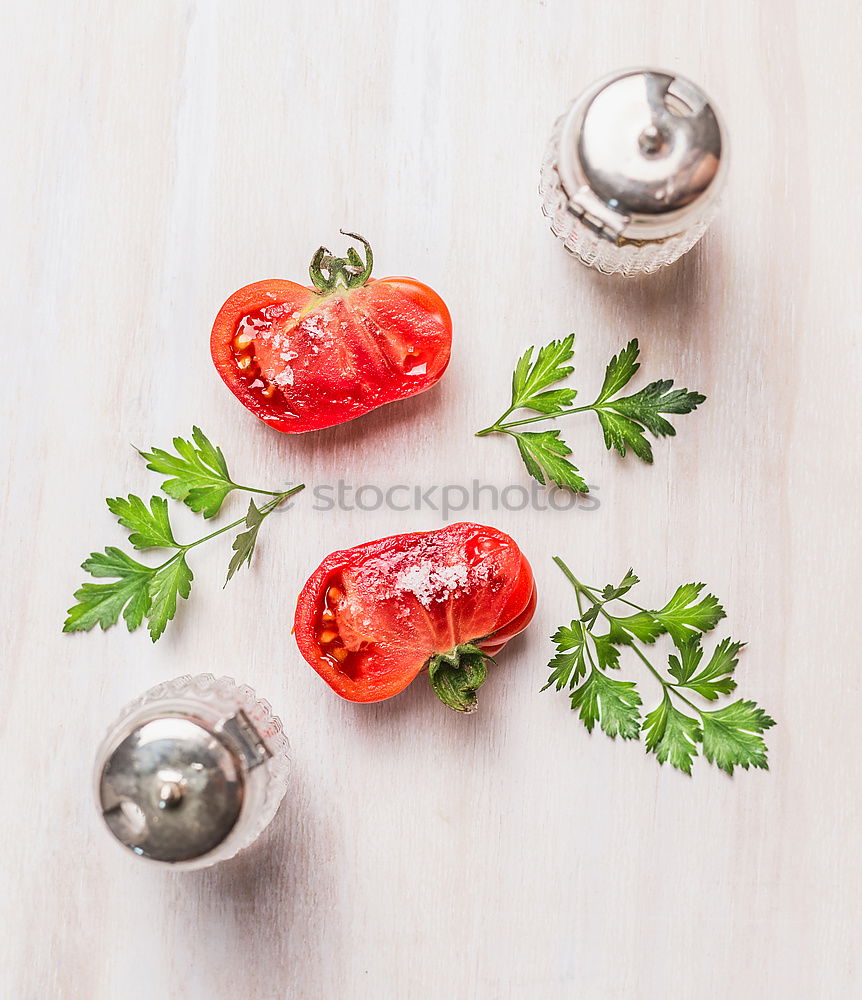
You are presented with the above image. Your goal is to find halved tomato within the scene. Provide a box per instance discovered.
[293,523,536,712]
[210,232,452,433]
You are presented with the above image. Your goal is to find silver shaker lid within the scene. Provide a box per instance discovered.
[557,68,726,242]
[98,710,269,863]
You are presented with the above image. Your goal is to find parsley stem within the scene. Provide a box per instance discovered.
[233,484,287,498]
[179,485,304,552]
[475,405,516,436]
[582,585,651,615]
[573,586,586,618]
[631,642,707,717]
[552,556,588,595]
[664,684,702,714]
[489,406,594,432]
[629,643,670,691]
[619,629,704,715]
[148,489,300,574]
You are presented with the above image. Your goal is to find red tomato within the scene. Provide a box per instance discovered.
[293,523,536,712]
[210,232,452,433]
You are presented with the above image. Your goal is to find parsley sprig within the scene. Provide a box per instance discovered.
[476,336,705,492]
[64,428,303,641]
[546,558,775,774]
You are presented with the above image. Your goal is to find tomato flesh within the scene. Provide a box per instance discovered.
[294,523,536,704]
[211,277,451,433]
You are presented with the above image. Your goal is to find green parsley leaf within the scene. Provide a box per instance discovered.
[607,380,706,438]
[146,555,193,642]
[643,694,702,774]
[593,375,706,462]
[600,569,639,602]
[63,547,155,632]
[654,583,725,647]
[595,409,654,461]
[592,633,621,671]
[667,638,704,684]
[510,335,576,412]
[226,498,266,584]
[606,610,665,645]
[684,638,744,700]
[580,605,602,629]
[106,495,176,549]
[517,388,579,414]
[139,426,237,519]
[544,621,588,690]
[700,700,776,774]
[570,668,642,739]
[513,430,588,492]
[594,340,640,403]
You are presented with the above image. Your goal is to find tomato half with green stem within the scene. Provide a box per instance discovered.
[210,232,452,433]
[293,523,537,712]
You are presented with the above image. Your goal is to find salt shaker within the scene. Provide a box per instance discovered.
[95,674,290,870]
[540,68,727,275]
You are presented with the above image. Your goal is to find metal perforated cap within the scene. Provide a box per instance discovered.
[98,715,246,863]
[557,68,725,240]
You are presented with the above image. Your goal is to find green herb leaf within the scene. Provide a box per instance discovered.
[513,430,588,492]
[511,335,576,412]
[146,555,193,642]
[581,605,602,629]
[517,388,579,414]
[600,569,639,602]
[667,638,705,684]
[700,700,776,774]
[139,426,237,519]
[106,495,176,549]
[570,668,642,739]
[226,499,266,584]
[63,547,155,633]
[643,694,702,774]
[544,621,588,690]
[594,340,640,403]
[592,633,621,671]
[595,409,654,462]
[593,374,706,463]
[683,638,744,700]
[607,380,706,438]
[607,610,665,645]
[654,584,725,648]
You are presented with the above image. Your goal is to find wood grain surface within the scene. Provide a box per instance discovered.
[2,2,860,998]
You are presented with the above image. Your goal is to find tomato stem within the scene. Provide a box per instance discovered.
[309,230,374,293]
[427,643,494,713]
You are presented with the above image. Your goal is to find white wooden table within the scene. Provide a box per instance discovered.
[2,2,860,997]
